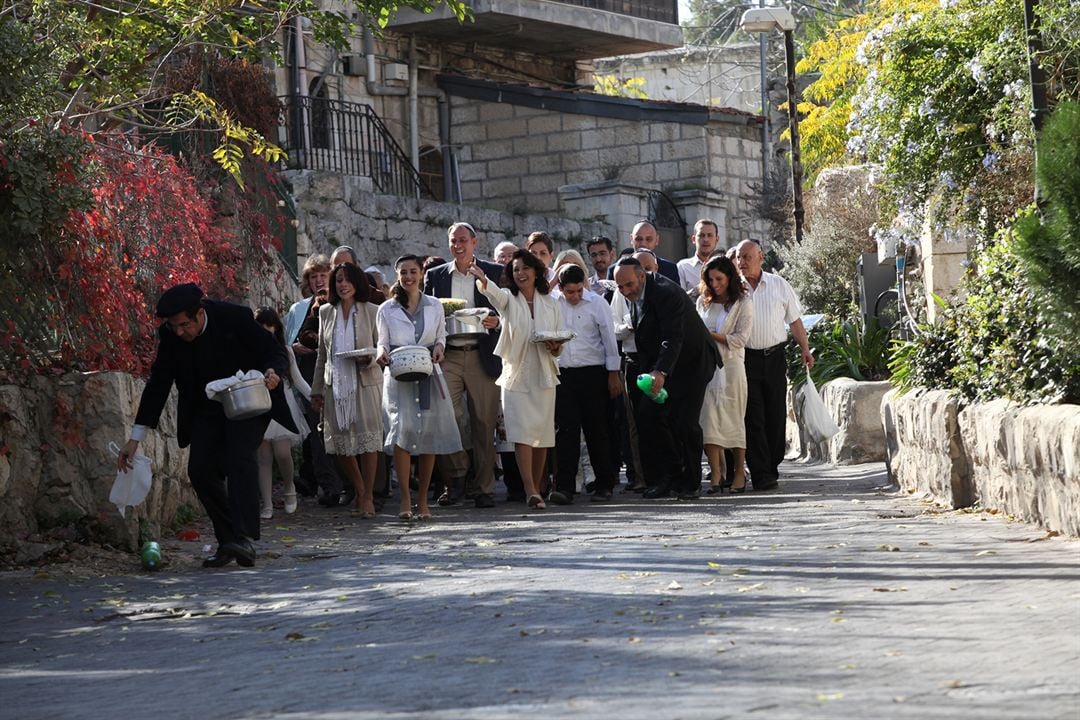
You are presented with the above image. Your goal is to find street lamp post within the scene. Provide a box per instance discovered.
[740,7,804,245]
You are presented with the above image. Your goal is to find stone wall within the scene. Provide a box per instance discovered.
[285,170,611,277]
[449,96,766,243]
[787,378,890,465]
[882,390,1080,536]
[0,373,196,559]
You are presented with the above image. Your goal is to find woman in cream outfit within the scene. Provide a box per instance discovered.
[311,263,384,517]
[471,249,564,510]
[696,255,753,493]
[376,254,462,521]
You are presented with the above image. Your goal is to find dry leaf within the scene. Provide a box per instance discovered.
[666,581,683,591]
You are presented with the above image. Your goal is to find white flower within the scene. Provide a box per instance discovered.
[982,152,999,170]
[968,58,986,84]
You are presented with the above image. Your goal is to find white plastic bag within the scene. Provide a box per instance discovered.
[107,441,152,518]
[798,375,840,443]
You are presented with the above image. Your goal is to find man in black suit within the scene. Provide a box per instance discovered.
[117,283,294,568]
[607,221,681,285]
[613,257,720,499]
[424,222,504,508]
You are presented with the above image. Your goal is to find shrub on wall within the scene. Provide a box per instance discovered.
[0,133,279,381]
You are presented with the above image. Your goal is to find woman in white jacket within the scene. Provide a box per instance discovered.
[254,307,311,518]
[376,255,462,520]
[696,256,753,494]
[470,249,564,509]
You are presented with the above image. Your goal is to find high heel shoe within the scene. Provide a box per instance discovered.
[728,477,747,494]
[398,511,414,521]
[527,494,547,510]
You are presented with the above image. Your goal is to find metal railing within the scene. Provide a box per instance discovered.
[551,0,677,25]
[278,95,434,199]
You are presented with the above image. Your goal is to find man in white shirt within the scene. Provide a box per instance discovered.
[735,239,814,491]
[551,265,623,503]
[585,236,614,296]
[677,219,720,293]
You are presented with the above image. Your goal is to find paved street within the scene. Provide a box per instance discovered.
[1,461,1078,720]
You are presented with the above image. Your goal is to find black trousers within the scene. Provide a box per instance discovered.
[300,400,342,496]
[744,345,788,487]
[501,451,524,499]
[635,375,710,494]
[187,409,271,546]
[555,365,616,495]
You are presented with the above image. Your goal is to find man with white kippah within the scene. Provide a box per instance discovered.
[735,239,813,492]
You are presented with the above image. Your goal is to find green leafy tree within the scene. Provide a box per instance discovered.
[1,0,470,178]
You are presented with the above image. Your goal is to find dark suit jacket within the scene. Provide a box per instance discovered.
[135,300,294,448]
[424,259,505,379]
[608,256,681,286]
[631,273,720,399]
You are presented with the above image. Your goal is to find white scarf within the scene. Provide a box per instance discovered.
[332,304,358,430]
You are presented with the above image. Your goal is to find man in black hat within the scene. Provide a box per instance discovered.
[116,283,295,567]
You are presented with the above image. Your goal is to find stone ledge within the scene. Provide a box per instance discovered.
[787,378,890,466]
[881,389,1080,536]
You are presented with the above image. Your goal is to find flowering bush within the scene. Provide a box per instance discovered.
[0,132,281,380]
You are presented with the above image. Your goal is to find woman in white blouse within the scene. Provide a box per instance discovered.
[697,255,754,493]
[470,249,564,509]
[376,255,462,520]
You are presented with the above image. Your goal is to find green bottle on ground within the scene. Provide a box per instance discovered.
[140,541,162,571]
[636,373,668,404]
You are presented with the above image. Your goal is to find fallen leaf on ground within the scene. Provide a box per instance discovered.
[666,581,683,590]
[816,693,845,701]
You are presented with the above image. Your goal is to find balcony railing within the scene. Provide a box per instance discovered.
[551,0,677,25]
[278,95,434,200]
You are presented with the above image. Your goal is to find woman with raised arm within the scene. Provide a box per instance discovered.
[470,250,564,509]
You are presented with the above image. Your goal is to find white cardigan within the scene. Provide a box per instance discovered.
[376,294,447,356]
[478,282,562,392]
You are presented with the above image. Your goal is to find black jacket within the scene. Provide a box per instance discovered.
[135,299,294,447]
[631,273,720,398]
[424,259,505,379]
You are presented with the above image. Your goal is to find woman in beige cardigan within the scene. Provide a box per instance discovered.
[470,249,564,510]
[696,255,754,494]
[311,263,384,517]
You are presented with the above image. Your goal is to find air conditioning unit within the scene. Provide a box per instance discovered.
[341,54,365,77]
[384,63,409,84]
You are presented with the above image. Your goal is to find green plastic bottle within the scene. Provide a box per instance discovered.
[636,373,669,404]
[140,541,162,571]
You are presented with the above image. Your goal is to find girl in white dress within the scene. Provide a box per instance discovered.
[254,307,311,519]
[471,249,564,510]
[696,256,754,493]
[376,255,462,520]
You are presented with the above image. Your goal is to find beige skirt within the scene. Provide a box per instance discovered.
[322,381,384,455]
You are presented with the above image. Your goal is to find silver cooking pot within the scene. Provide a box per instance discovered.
[446,308,491,340]
[220,377,272,420]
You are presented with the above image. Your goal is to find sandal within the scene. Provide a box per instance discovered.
[527,494,547,510]
[416,511,432,521]
[398,511,413,521]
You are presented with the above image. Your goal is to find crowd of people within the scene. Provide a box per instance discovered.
[117,219,812,568]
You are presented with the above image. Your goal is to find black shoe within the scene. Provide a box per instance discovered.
[340,488,356,506]
[627,481,648,493]
[642,486,671,499]
[705,485,722,495]
[474,494,496,509]
[677,490,699,501]
[590,490,613,502]
[752,479,779,492]
[222,540,256,567]
[202,548,234,568]
[584,481,596,494]
[437,490,457,506]
[548,490,572,506]
[318,491,340,507]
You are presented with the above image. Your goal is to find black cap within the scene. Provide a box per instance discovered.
[156,283,205,318]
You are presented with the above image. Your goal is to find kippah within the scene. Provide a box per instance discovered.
[156,283,204,318]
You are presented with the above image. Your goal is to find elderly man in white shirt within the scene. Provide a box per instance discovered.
[550,264,624,503]
[735,239,814,492]
[677,219,720,293]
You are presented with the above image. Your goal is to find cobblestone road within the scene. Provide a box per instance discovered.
[2,462,1078,719]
